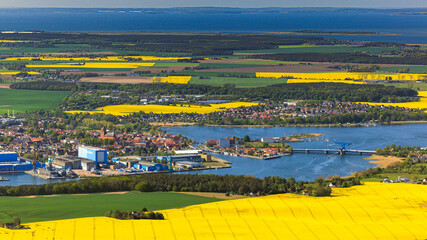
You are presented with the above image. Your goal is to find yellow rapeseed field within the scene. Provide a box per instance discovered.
[287,79,366,84]
[1,56,190,62]
[0,40,37,43]
[1,182,426,240]
[152,76,192,84]
[26,62,155,69]
[357,91,427,111]
[257,72,427,81]
[0,71,40,75]
[66,102,259,116]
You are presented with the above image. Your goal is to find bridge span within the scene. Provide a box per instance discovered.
[292,149,376,155]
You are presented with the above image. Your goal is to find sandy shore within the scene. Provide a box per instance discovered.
[364,154,404,168]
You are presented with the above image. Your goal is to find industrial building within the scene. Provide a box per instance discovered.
[0,152,18,162]
[78,146,107,165]
[176,161,203,169]
[174,149,202,155]
[133,161,169,172]
[0,152,43,172]
[261,137,280,143]
[156,154,203,162]
[52,155,96,171]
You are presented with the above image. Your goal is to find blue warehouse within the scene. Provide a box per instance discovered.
[78,146,108,166]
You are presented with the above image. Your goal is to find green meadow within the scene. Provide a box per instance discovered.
[0,88,69,114]
[0,191,221,223]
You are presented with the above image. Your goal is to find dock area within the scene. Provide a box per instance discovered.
[25,170,74,180]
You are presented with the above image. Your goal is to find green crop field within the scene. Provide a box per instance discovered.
[26,67,135,72]
[0,191,221,223]
[381,66,427,74]
[197,63,277,69]
[190,77,286,87]
[164,70,257,78]
[381,82,427,91]
[0,88,69,114]
[0,44,102,55]
[154,62,199,66]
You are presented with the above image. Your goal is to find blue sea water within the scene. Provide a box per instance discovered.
[0,10,425,43]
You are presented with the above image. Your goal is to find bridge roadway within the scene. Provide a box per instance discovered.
[292,149,376,155]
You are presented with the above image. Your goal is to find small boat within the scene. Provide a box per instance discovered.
[0,176,10,181]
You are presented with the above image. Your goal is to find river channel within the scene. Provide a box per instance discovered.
[165,124,427,181]
[1,123,426,186]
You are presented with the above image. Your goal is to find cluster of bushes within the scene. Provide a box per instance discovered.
[105,208,164,220]
[329,176,361,187]
[0,217,23,229]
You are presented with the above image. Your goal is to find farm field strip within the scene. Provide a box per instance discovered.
[152,76,192,84]
[286,79,366,84]
[357,91,427,111]
[0,40,37,43]
[256,72,427,81]
[26,62,156,69]
[0,192,220,223]
[66,102,259,116]
[0,71,40,75]
[1,56,190,62]
[0,88,68,114]
[189,77,286,87]
[1,182,426,239]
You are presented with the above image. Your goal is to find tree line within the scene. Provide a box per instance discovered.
[194,110,427,126]
[0,174,361,197]
[10,82,418,104]
[251,52,427,65]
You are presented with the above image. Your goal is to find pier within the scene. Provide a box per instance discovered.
[292,149,376,155]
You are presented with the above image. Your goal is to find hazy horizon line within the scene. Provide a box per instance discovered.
[0,6,425,9]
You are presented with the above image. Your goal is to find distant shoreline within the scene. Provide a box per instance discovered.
[156,121,427,128]
[265,31,398,36]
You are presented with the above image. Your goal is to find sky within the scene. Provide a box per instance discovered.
[0,0,426,8]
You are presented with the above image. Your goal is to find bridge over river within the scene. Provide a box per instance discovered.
[292,149,376,155]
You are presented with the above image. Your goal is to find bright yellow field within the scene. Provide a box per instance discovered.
[26,62,155,69]
[1,182,426,240]
[257,72,427,81]
[1,56,190,62]
[287,79,366,84]
[0,40,37,43]
[357,91,427,111]
[0,71,40,75]
[152,76,192,84]
[66,102,259,116]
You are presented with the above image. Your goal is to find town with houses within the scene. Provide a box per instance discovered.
[0,114,230,181]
